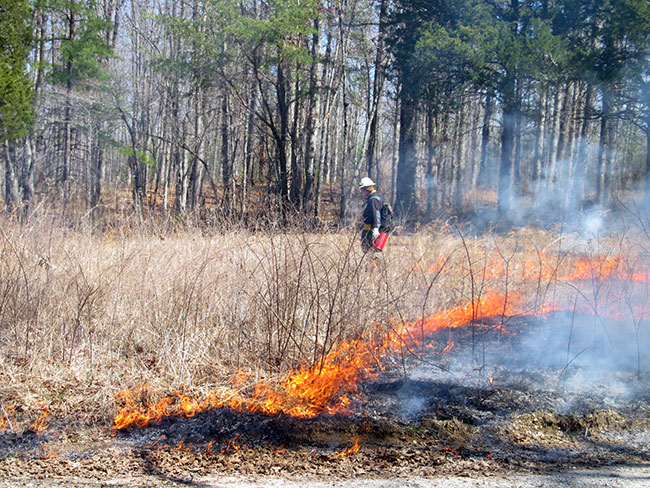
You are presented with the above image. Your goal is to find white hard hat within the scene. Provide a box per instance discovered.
[359,177,375,188]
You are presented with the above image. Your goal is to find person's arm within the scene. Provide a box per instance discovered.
[371,197,382,237]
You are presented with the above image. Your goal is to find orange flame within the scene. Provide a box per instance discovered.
[458,252,649,284]
[30,403,49,434]
[206,439,214,453]
[329,436,360,459]
[176,437,189,451]
[567,255,620,281]
[225,434,246,452]
[151,435,165,448]
[441,340,455,354]
[112,250,650,433]
[114,291,527,430]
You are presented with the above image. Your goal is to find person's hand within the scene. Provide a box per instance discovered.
[372,228,380,240]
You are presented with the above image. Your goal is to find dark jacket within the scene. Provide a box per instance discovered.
[362,191,382,230]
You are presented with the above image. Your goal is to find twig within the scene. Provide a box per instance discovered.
[1,405,14,432]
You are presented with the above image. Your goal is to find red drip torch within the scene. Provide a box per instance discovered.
[373,232,388,250]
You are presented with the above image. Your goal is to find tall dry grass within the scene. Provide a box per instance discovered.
[0,214,647,429]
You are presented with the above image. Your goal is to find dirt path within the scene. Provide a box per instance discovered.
[172,465,650,488]
[2,464,650,488]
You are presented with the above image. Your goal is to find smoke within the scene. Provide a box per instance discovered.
[400,395,426,419]
[515,312,645,377]
[578,206,608,238]
[465,129,645,237]
[401,308,648,417]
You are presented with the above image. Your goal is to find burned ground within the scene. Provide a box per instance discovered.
[1,312,648,486]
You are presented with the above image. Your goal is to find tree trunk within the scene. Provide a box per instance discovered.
[644,123,650,207]
[338,77,349,220]
[545,87,562,189]
[314,15,336,219]
[61,2,77,214]
[513,79,522,194]
[568,83,594,210]
[188,89,205,213]
[498,0,521,215]
[289,69,302,210]
[565,82,581,170]
[478,91,493,187]
[302,19,320,219]
[556,82,573,168]
[532,89,547,186]
[170,90,186,215]
[498,75,517,216]
[425,106,438,218]
[241,71,258,217]
[395,88,418,218]
[454,101,466,212]
[89,134,104,222]
[469,93,482,191]
[3,142,20,213]
[221,94,233,215]
[364,0,387,182]
[276,64,290,206]
[21,137,35,221]
[596,86,613,206]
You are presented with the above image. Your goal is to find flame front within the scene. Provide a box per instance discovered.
[478,252,650,284]
[114,252,650,431]
[114,291,524,430]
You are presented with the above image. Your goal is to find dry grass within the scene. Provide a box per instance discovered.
[0,214,647,431]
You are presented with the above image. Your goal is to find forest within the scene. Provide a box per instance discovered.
[1,0,650,227]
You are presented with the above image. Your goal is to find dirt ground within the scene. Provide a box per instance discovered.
[0,461,649,487]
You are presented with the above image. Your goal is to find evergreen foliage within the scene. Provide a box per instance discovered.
[0,0,34,142]
[48,0,115,87]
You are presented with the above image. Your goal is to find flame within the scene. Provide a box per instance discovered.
[225,434,246,452]
[176,438,189,451]
[329,436,360,459]
[567,255,620,281]
[30,403,49,434]
[455,252,649,284]
[113,250,650,432]
[114,291,527,430]
[441,341,455,354]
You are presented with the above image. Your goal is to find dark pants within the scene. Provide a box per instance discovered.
[361,230,381,253]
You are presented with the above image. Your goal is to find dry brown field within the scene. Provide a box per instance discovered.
[0,213,649,486]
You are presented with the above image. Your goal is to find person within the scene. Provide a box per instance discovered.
[359,177,383,253]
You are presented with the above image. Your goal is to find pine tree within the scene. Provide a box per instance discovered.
[47,0,115,211]
[0,0,34,142]
[389,0,499,218]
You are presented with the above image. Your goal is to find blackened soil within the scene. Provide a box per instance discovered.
[1,314,649,485]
